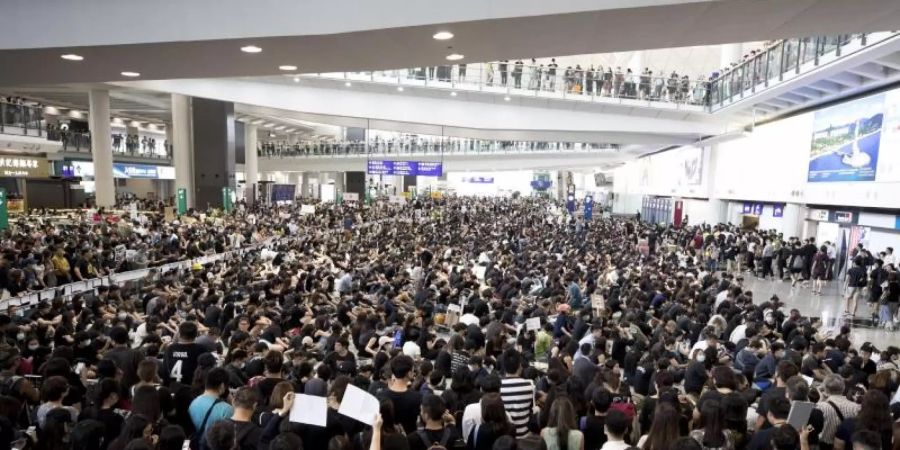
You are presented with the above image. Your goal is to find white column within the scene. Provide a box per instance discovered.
[244,124,259,203]
[171,94,194,207]
[89,90,115,208]
[720,43,744,69]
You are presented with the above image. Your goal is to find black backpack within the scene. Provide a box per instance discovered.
[418,429,453,450]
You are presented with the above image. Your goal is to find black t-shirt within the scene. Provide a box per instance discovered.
[848,266,867,287]
[163,342,207,385]
[683,361,708,395]
[756,387,786,427]
[378,388,422,434]
[582,415,607,450]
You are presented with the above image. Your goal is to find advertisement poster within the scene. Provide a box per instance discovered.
[808,93,884,182]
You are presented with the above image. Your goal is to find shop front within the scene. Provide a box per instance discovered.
[0,153,85,210]
[60,160,175,201]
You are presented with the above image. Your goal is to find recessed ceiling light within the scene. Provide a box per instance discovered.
[450,91,457,97]
[61,54,84,61]
[121,71,140,77]
[241,45,262,53]
[279,65,297,71]
[504,96,511,101]
[433,31,454,40]
[293,76,300,83]
[446,54,464,61]
[345,81,352,87]
[397,86,404,92]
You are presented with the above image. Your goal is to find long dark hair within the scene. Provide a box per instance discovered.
[857,390,892,434]
[481,393,513,437]
[643,402,680,450]
[547,397,577,450]
[697,401,727,447]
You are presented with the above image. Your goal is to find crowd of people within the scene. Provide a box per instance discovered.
[257,139,614,158]
[390,62,709,105]
[0,196,898,450]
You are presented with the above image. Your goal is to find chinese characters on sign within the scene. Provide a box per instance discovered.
[0,156,48,178]
[366,160,443,176]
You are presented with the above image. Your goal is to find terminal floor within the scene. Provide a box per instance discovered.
[742,275,900,348]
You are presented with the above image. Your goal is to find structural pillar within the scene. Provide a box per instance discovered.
[171,94,194,208]
[190,98,236,209]
[89,89,115,208]
[244,124,259,204]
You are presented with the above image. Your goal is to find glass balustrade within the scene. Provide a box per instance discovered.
[296,63,710,108]
[0,101,44,137]
[259,139,618,158]
[708,32,898,110]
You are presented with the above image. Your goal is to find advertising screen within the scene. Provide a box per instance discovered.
[808,93,884,182]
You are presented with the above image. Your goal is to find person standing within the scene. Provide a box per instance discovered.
[499,350,534,439]
[499,60,509,86]
[164,321,208,386]
[547,58,558,90]
[513,59,524,89]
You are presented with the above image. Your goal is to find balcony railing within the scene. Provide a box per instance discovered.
[0,101,44,137]
[295,63,710,109]
[708,31,900,110]
[48,130,172,159]
[259,139,617,158]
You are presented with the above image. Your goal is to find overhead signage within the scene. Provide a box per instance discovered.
[0,155,49,178]
[773,204,784,218]
[366,160,443,176]
[463,176,494,183]
[752,203,764,216]
[70,161,175,180]
[742,203,753,214]
[835,211,854,223]
[809,209,829,221]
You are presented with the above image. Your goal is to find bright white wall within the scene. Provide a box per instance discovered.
[446,170,534,196]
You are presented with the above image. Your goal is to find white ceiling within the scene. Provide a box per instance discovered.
[2,0,900,86]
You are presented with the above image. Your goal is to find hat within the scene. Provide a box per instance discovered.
[192,262,202,271]
[402,341,421,359]
[301,336,314,347]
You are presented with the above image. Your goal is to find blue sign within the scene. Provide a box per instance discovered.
[530,180,552,191]
[112,163,170,179]
[566,194,575,213]
[752,203,764,216]
[742,203,753,214]
[584,195,594,220]
[773,204,784,218]
[463,176,494,183]
[366,160,443,176]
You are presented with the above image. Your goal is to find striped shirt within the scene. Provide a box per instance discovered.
[500,377,535,438]
[816,396,860,444]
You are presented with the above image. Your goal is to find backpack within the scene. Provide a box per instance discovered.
[418,428,453,450]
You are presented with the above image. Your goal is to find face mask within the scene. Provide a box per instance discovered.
[16,333,25,341]
[82,339,91,347]
[118,313,127,321]
[697,354,706,362]
[28,344,39,351]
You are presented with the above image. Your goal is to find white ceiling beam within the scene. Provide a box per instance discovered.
[793,87,823,99]
[874,53,900,71]
[845,63,888,80]
[828,72,864,88]
[780,93,808,103]
[808,80,843,94]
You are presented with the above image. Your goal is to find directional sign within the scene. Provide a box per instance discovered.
[0,188,7,230]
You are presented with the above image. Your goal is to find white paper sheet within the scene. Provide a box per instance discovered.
[289,394,328,427]
[526,317,541,331]
[338,384,379,425]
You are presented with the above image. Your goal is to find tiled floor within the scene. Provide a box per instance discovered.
[742,275,900,348]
